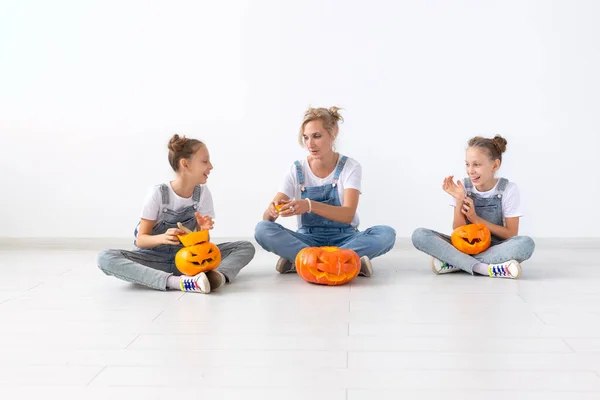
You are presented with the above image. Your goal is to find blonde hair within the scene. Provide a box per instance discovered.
[298,106,344,146]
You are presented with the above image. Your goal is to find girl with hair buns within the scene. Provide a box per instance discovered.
[412,135,535,279]
[255,106,396,276]
[97,134,255,293]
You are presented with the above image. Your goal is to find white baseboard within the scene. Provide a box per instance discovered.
[0,237,598,251]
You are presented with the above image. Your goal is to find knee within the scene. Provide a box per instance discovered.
[411,228,432,249]
[374,225,396,248]
[254,220,277,244]
[514,235,535,260]
[240,241,256,258]
[97,249,118,274]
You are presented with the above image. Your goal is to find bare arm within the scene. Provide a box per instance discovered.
[278,188,359,225]
[452,199,468,230]
[476,216,519,240]
[262,192,290,221]
[460,197,519,239]
[135,218,182,249]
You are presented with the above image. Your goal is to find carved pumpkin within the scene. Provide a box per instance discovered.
[295,246,360,286]
[451,223,491,255]
[175,230,221,276]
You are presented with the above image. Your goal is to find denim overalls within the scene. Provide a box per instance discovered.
[464,177,508,246]
[294,156,357,241]
[98,183,256,289]
[133,183,202,255]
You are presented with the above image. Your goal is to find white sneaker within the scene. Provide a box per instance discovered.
[431,257,461,275]
[359,256,373,277]
[487,260,522,279]
[180,272,210,293]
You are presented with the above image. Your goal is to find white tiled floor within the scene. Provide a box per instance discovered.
[1,240,600,399]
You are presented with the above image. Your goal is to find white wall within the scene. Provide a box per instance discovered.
[1,0,599,239]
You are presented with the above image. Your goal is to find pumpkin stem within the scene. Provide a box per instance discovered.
[177,222,193,234]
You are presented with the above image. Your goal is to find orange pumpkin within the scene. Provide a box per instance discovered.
[451,223,491,255]
[175,230,221,276]
[295,246,360,286]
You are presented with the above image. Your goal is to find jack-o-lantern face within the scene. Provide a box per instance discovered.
[175,230,221,276]
[451,223,491,255]
[295,247,360,286]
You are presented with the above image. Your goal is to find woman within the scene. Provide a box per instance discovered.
[254,106,396,276]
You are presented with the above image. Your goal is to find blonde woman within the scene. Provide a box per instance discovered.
[255,107,396,276]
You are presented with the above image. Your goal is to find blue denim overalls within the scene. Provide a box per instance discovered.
[294,156,357,244]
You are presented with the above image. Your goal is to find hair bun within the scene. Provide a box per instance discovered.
[168,134,188,153]
[328,106,344,123]
[492,135,508,154]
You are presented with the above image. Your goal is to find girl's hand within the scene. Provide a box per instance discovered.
[195,212,214,231]
[159,228,185,245]
[442,176,466,200]
[461,197,479,221]
[278,199,310,217]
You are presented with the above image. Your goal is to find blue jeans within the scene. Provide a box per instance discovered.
[255,221,396,262]
[411,228,535,274]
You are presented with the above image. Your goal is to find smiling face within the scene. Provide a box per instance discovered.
[465,146,500,191]
[302,119,335,160]
[180,145,213,185]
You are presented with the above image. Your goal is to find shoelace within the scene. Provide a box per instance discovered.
[441,263,457,271]
[489,265,510,277]
[180,278,200,291]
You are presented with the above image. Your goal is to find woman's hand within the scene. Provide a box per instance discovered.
[267,200,282,220]
[442,176,466,200]
[278,199,310,217]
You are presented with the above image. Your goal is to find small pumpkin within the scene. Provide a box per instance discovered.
[295,246,360,286]
[175,229,221,276]
[451,223,491,255]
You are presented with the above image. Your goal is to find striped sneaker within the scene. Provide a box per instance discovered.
[431,257,460,275]
[180,272,210,293]
[487,260,522,279]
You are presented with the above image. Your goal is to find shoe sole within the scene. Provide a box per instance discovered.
[206,270,226,290]
[509,260,522,279]
[276,258,294,274]
[430,257,441,275]
[360,256,373,277]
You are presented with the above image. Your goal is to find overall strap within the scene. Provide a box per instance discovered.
[496,178,509,198]
[332,156,348,187]
[192,185,202,203]
[463,178,473,195]
[159,184,170,205]
[294,160,306,192]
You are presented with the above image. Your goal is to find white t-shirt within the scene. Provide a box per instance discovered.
[141,182,215,222]
[279,156,362,228]
[450,178,523,226]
